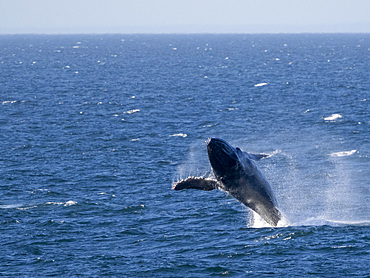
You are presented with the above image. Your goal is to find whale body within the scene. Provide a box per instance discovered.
[172,138,282,226]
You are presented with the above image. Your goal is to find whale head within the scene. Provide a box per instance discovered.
[207,138,240,179]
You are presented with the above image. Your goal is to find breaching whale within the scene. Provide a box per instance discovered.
[172,138,282,226]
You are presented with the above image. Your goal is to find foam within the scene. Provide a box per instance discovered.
[323,113,342,121]
[64,200,77,206]
[254,82,268,87]
[292,217,370,227]
[2,100,17,105]
[330,150,357,157]
[247,211,290,228]
[170,133,187,138]
[124,109,140,114]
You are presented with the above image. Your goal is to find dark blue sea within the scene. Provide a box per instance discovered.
[0,34,369,277]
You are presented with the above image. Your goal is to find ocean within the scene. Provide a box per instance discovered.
[0,34,369,277]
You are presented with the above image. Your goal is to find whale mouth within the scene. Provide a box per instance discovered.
[207,138,238,172]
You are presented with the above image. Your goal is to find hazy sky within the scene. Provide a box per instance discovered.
[1,0,369,34]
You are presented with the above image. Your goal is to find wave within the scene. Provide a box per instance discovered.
[170,133,187,138]
[2,100,17,105]
[292,217,370,227]
[0,200,77,210]
[254,82,268,87]
[330,150,357,157]
[248,212,370,228]
[323,113,343,121]
[124,109,140,114]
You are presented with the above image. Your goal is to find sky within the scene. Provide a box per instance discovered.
[1,0,369,34]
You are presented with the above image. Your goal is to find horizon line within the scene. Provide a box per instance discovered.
[1,31,370,36]
[1,22,369,35]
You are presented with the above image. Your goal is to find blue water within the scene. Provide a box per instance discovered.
[0,34,369,277]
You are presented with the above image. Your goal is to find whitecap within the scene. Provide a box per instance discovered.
[43,201,77,206]
[324,114,342,121]
[64,200,77,206]
[124,109,140,114]
[17,206,38,211]
[254,83,268,87]
[2,100,17,105]
[45,202,64,206]
[170,133,187,138]
[330,150,357,157]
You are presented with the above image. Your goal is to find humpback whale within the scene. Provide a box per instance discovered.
[172,138,282,226]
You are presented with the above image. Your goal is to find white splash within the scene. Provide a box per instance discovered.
[264,149,282,158]
[323,113,342,121]
[330,150,357,157]
[174,139,210,182]
[247,210,290,228]
[248,212,270,228]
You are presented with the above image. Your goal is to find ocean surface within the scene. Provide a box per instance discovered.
[0,34,369,277]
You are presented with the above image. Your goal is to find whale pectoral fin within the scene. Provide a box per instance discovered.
[246,152,270,161]
[236,148,269,161]
[172,177,218,191]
